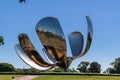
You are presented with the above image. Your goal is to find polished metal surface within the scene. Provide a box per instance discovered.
[15,44,55,71]
[42,48,56,64]
[18,33,55,67]
[78,15,93,58]
[68,31,84,57]
[35,17,67,69]
[15,16,93,71]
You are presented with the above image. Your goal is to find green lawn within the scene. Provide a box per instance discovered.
[0,75,23,80]
[32,75,120,80]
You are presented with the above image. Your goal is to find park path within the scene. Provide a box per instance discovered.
[15,75,38,80]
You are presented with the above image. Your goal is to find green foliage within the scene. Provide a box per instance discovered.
[15,68,41,74]
[77,61,89,73]
[68,68,77,72]
[88,62,101,73]
[27,68,41,73]
[15,68,24,73]
[19,0,25,3]
[52,67,64,72]
[0,63,15,72]
[110,57,120,74]
[105,67,116,74]
[0,36,4,46]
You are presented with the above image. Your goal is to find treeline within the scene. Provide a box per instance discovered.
[77,57,120,74]
[77,61,101,73]
[0,57,120,74]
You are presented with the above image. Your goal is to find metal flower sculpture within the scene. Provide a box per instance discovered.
[14,15,93,71]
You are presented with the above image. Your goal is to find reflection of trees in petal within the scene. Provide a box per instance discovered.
[18,34,54,68]
[15,16,93,71]
[37,30,66,49]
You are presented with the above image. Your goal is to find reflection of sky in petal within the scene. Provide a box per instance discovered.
[68,32,83,56]
[86,16,93,37]
[36,17,65,39]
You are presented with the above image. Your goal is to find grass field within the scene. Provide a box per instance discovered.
[0,75,23,80]
[0,75,120,80]
[32,75,120,80]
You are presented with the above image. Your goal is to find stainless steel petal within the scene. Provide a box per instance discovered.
[14,44,55,71]
[18,33,54,67]
[68,31,84,57]
[42,48,56,64]
[35,17,67,69]
[77,15,93,58]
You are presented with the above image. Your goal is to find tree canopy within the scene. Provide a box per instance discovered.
[19,0,26,3]
[0,36,4,46]
[77,61,89,73]
[88,62,101,73]
[110,57,120,74]
[0,63,15,72]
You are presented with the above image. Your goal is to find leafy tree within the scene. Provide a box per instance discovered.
[19,0,25,3]
[88,62,101,73]
[0,36,4,46]
[68,68,77,72]
[15,68,23,73]
[0,63,15,72]
[28,67,41,73]
[52,67,64,72]
[111,57,120,73]
[77,61,89,73]
[105,67,116,74]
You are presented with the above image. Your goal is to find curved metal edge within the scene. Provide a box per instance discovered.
[18,33,55,67]
[68,31,84,57]
[77,15,93,58]
[35,17,67,62]
[14,44,56,71]
[42,48,57,64]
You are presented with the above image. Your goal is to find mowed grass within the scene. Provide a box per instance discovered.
[32,75,120,80]
[0,75,23,80]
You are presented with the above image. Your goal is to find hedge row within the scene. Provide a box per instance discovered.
[0,72,120,76]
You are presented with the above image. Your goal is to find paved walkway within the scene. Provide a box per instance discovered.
[15,75,38,80]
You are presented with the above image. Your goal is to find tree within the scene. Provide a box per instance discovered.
[68,68,77,72]
[0,36,4,46]
[28,67,41,73]
[105,67,116,74]
[77,61,89,73]
[19,0,25,3]
[111,57,120,73]
[88,62,101,73]
[52,67,64,72]
[0,63,15,72]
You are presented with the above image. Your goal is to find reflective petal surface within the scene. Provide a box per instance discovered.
[78,15,93,58]
[15,16,93,71]
[68,32,84,57]
[18,33,54,67]
[15,44,55,71]
[35,17,67,69]
[42,48,56,64]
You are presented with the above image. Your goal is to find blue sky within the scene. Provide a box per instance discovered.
[0,0,120,71]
